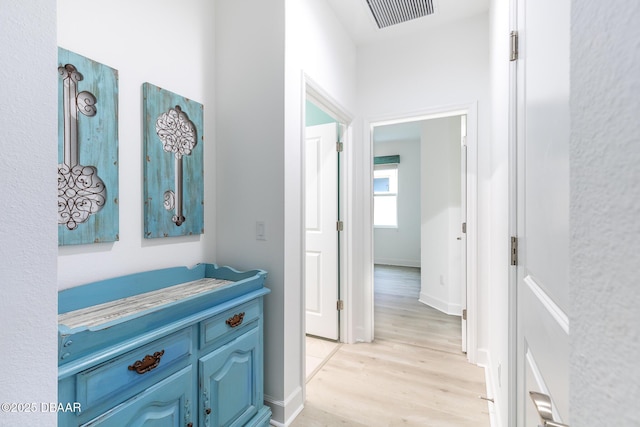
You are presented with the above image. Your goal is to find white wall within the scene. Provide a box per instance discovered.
[373,139,421,267]
[570,1,640,424]
[419,116,462,315]
[0,0,58,424]
[356,12,490,346]
[57,0,216,289]
[358,13,490,116]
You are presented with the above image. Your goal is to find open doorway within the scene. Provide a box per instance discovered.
[368,103,478,362]
[302,79,353,381]
[304,100,341,342]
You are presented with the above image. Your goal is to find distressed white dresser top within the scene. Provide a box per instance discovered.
[59,278,233,329]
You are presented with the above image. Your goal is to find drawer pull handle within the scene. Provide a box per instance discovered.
[128,350,165,374]
[226,312,245,328]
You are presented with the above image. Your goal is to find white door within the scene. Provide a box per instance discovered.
[514,0,570,425]
[305,122,339,340]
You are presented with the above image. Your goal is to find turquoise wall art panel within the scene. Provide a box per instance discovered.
[143,83,204,239]
[58,48,119,246]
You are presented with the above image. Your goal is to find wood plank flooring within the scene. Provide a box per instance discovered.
[292,265,490,427]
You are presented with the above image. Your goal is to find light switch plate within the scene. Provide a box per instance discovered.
[256,221,266,240]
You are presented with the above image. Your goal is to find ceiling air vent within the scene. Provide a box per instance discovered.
[365,0,435,29]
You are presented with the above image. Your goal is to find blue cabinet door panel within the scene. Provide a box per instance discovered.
[200,327,260,427]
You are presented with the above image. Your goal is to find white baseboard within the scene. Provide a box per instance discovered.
[482,349,500,427]
[265,386,304,427]
[419,292,462,316]
[373,259,421,268]
[476,348,489,368]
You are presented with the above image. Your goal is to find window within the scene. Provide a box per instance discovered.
[373,164,398,227]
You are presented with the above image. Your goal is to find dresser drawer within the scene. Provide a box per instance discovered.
[78,366,194,427]
[200,299,260,349]
[76,328,192,412]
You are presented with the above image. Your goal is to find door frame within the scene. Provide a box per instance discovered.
[302,75,354,345]
[508,1,519,423]
[363,101,479,363]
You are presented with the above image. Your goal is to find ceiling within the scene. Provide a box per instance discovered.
[325,0,489,46]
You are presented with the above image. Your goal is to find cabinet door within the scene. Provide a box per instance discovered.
[80,366,194,427]
[199,327,261,427]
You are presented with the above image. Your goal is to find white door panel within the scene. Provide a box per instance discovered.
[305,252,321,312]
[305,123,339,340]
[522,277,570,416]
[515,0,570,424]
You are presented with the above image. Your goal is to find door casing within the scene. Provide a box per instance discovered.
[301,75,354,348]
[364,102,479,363]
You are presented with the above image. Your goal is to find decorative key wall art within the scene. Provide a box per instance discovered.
[143,83,204,239]
[58,48,119,246]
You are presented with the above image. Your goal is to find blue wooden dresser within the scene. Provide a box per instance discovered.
[57,264,271,427]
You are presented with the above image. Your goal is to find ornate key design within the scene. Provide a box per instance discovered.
[155,106,197,226]
[57,64,106,230]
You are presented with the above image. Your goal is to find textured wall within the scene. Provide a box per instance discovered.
[0,1,58,424]
[570,0,640,424]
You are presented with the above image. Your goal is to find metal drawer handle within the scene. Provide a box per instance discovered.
[226,312,245,328]
[530,391,569,427]
[128,350,165,374]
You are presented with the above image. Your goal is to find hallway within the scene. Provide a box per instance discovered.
[293,265,490,426]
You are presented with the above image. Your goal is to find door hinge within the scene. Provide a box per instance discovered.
[462,309,467,321]
[510,236,518,266]
[462,222,467,234]
[510,31,519,61]
[337,220,344,231]
[336,142,344,152]
[337,300,344,311]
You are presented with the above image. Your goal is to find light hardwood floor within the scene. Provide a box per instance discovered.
[292,265,490,427]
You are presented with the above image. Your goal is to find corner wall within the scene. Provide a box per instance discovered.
[0,1,58,424]
[283,0,357,422]
[216,0,357,424]
[214,0,287,422]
